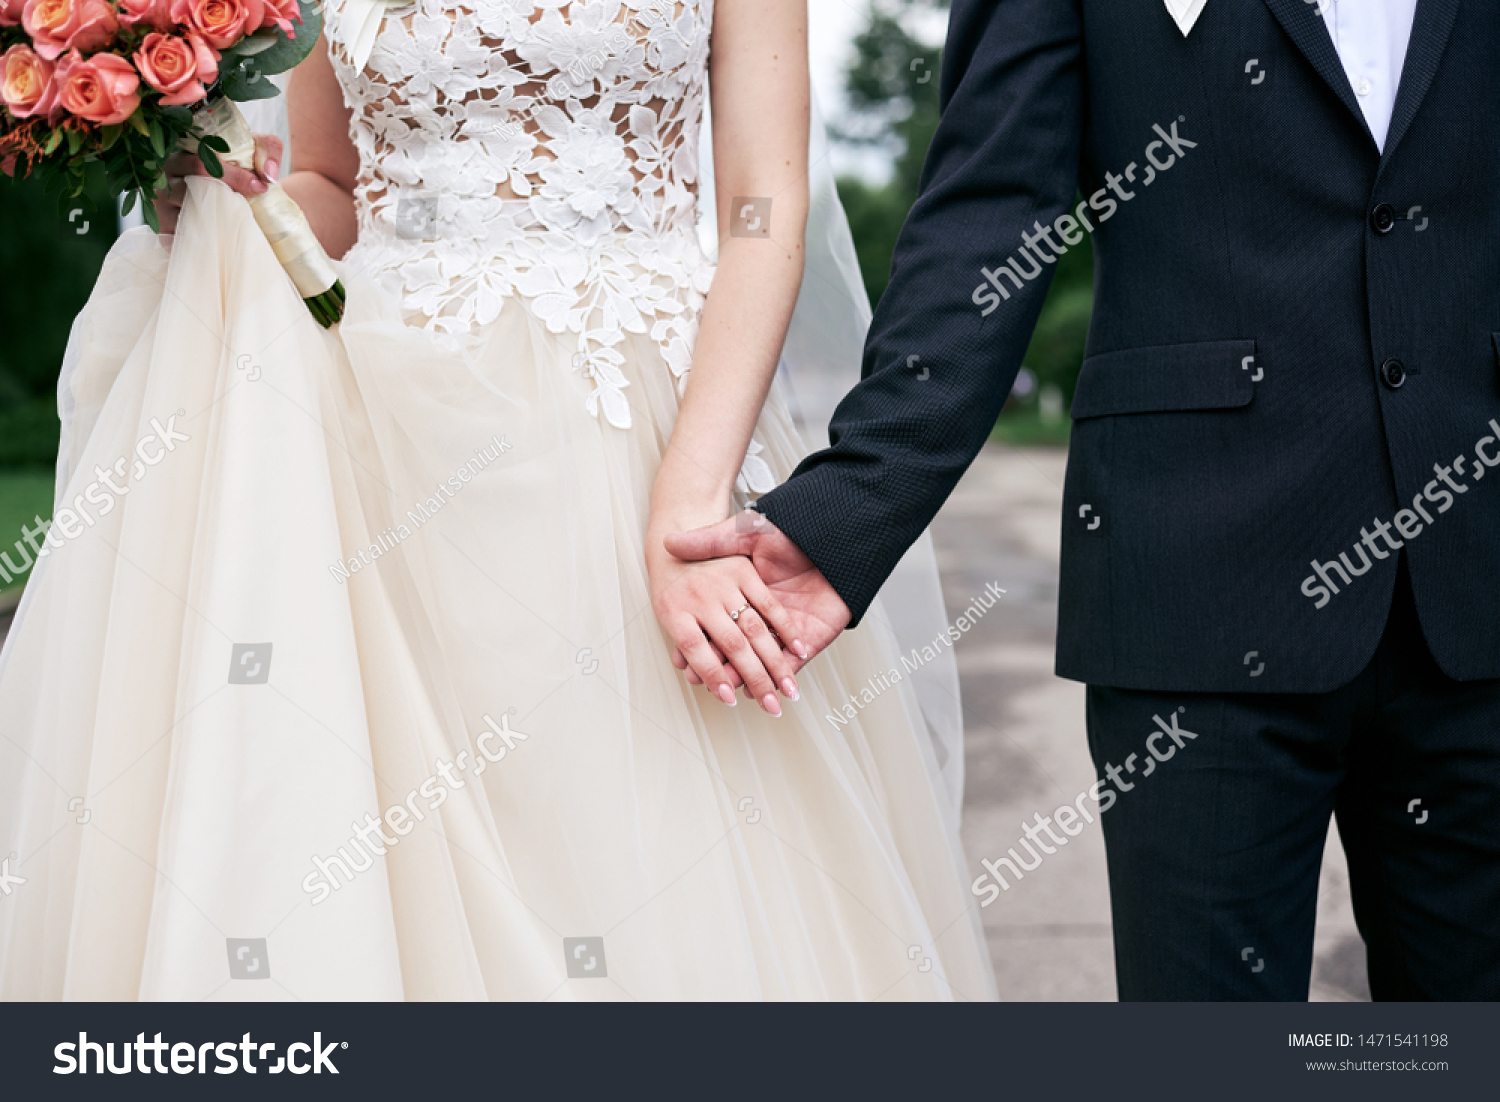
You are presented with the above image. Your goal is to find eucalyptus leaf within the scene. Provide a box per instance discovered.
[229,29,282,58]
[221,64,282,101]
[227,0,325,81]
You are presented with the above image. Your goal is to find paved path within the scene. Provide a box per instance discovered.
[930,443,1371,1001]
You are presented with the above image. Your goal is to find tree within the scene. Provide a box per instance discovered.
[0,178,116,467]
[833,0,1093,420]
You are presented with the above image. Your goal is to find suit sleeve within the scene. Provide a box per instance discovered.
[755,0,1085,626]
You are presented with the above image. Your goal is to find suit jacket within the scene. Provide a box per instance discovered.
[756,0,1500,692]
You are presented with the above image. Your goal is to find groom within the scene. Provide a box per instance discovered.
[670,0,1500,1000]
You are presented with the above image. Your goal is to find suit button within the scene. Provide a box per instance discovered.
[1371,203,1397,234]
[1381,358,1406,389]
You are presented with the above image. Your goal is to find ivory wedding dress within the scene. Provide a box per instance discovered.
[0,0,995,1001]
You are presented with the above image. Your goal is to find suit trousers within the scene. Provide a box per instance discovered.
[1087,559,1500,1000]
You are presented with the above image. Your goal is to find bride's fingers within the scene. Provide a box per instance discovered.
[217,162,269,197]
[253,134,284,183]
[735,605,797,702]
[670,616,739,707]
[674,644,743,688]
[703,610,781,717]
[736,568,808,664]
[162,151,202,178]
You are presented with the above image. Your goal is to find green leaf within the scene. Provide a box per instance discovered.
[225,29,282,59]
[43,130,63,155]
[227,0,325,82]
[119,188,137,216]
[200,134,230,154]
[198,142,224,178]
[143,196,161,233]
[148,118,166,159]
[220,63,282,102]
[99,124,122,152]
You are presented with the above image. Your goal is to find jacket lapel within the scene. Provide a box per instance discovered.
[1260,0,1374,148]
[1381,0,1461,163]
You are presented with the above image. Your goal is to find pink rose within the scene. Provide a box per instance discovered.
[133,32,215,106]
[260,0,298,37]
[0,0,26,28]
[20,0,118,62]
[0,43,56,117]
[117,0,174,31]
[168,0,266,51]
[55,49,140,125]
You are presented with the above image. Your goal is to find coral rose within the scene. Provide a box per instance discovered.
[260,0,298,37]
[0,43,57,118]
[20,0,118,62]
[134,32,216,106]
[55,49,140,126]
[168,0,266,51]
[117,0,174,31]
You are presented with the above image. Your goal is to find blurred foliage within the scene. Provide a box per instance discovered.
[0,171,116,468]
[834,0,1092,437]
[0,470,55,593]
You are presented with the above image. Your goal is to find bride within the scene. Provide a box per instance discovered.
[0,0,995,1000]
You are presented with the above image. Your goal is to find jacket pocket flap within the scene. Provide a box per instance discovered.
[1071,339,1258,420]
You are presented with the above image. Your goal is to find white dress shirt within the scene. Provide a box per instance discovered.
[1321,0,1419,151]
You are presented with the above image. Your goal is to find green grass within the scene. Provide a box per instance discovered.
[0,470,55,597]
[990,406,1072,448]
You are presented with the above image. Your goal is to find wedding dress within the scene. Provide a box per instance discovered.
[0,0,995,1001]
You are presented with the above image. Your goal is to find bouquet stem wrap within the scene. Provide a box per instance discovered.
[186,96,346,327]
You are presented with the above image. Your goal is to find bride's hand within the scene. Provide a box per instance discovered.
[152,133,283,234]
[648,534,804,718]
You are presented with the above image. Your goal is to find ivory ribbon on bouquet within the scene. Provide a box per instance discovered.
[338,0,414,71]
[1165,0,1208,36]
[189,98,341,300]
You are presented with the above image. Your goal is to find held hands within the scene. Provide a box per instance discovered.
[152,133,282,234]
[651,511,852,716]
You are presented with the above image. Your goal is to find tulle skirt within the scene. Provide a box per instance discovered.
[0,179,995,1001]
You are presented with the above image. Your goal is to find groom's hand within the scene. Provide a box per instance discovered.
[665,511,851,679]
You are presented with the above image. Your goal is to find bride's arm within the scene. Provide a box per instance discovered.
[283,34,360,258]
[151,35,357,256]
[647,0,811,714]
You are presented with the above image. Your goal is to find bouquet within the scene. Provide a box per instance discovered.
[0,0,345,326]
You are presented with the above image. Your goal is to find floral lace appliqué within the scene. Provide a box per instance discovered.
[326,0,718,430]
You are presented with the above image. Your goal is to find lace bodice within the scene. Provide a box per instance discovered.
[326,0,717,429]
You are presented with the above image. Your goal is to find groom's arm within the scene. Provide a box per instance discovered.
[755,0,1085,625]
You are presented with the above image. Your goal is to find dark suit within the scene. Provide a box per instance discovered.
[756,0,1500,998]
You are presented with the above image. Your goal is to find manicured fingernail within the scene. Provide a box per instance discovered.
[250,179,268,194]
[782,677,799,701]
[793,640,808,659]
[761,693,782,717]
[264,159,279,182]
[716,684,737,706]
